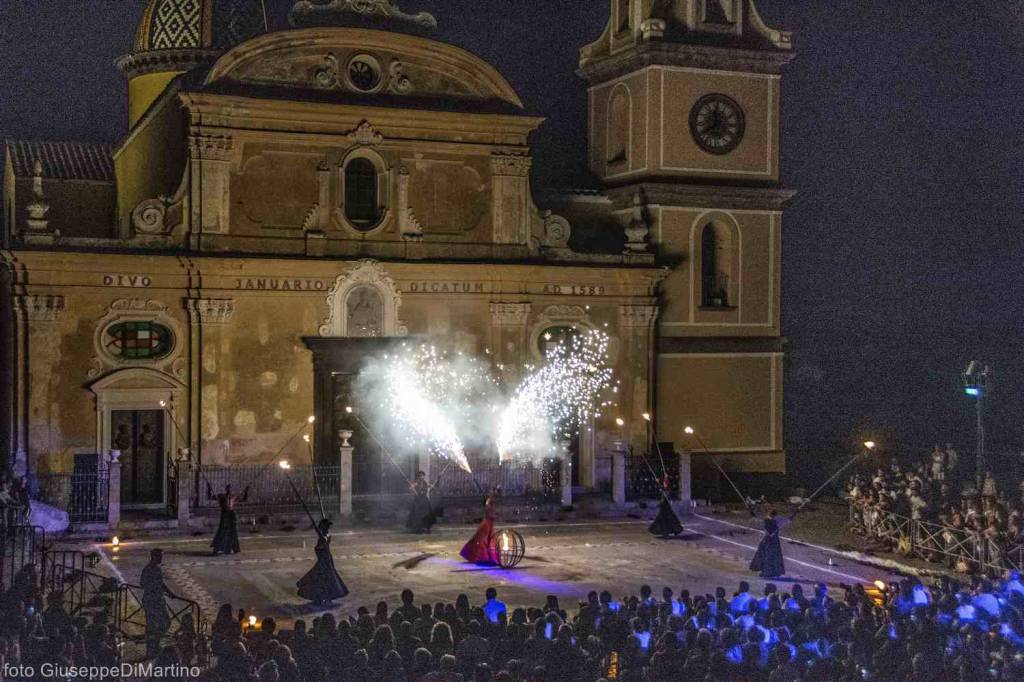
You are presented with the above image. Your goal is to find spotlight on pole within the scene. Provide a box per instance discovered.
[961,360,991,488]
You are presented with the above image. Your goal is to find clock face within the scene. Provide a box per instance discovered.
[689,94,746,155]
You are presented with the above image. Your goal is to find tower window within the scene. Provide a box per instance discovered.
[700,223,733,308]
[607,87,630,166]
[617,0,630,32]
[344,158,380,229]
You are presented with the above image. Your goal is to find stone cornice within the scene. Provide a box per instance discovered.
[578,42,795,84]
[607,183,795,212]
[115,48,220,80]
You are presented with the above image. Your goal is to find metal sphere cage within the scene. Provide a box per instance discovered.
[494,528,526,569]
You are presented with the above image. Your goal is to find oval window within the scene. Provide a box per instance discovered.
[538,325,580,358]
[344,158,381,229]
[104,321,173,360]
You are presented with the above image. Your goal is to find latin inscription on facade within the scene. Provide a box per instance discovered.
[542,284,607,296]
[232,278,328,291]
[102,274,152,287]
[405,282,486,294]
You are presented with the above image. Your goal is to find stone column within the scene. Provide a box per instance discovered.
[184,298,234,499]
[617,305,659,455]
[677,450,692,513]
[12,294,66,480]
[338,430,353,520]
[559,440,573,508]
[612,447,626,506]
[490,153,532,245]
[489,303,531,387]
[188,134,234,243]
[176,459,192,526]
[107,450,122,529]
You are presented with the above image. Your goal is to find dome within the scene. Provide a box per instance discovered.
[133,0,267,53]
[118,0,268,125]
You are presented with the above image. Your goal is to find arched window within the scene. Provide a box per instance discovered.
[617,0,630,32]
[538,325,580,358]
[344,158,380,228]
[701,223,732,307]
[607,88,630,165]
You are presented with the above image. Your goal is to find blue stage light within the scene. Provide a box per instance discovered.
[965,386,981,397]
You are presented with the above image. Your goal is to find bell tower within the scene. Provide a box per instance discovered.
[579,0,796,474]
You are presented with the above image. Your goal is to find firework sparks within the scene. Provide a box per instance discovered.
[496,329,617,462]
[357,345,499,473]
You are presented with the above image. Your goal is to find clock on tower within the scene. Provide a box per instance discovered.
[578,0,796,477]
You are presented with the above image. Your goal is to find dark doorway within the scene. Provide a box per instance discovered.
[304,337,420,506]
[110,409,165,506]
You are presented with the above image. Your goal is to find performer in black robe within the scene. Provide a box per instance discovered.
[297,518,349,604]
[406,470,436,534]
[209,483,249,555]
[749,507,795,578]
[648,478,683,537]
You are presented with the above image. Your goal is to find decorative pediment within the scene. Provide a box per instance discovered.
[319,260,408,337]
[346,121,384,146]
[288,0,437,31]
[204,29,523,108]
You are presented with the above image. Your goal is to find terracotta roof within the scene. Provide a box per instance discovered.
[5,140,115,182]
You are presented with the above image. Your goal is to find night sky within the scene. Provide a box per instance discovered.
[2,1,1022,481]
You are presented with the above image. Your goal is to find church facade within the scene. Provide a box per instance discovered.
[0,0,793,512]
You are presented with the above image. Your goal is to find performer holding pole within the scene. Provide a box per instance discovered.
[208,482,249,555]
[460,486,501,565]
[280,461,350,605]
[748,505,795,578]
[406,470,436,534]
[647,443,683,538]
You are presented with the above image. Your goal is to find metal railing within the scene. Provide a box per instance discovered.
[849,503,1024,575]
[195,464,340,514]
[114,581,204,662]
[626,450,680,500]
[35,469,110,523]
[0,525,43,591]
[434,459,561,500]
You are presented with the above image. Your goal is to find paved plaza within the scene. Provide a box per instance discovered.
[68,511,900,625]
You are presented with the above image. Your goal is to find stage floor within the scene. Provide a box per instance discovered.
[79,512,900,624]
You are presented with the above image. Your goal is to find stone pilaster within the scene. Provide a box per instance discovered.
[490,153,531,245]
[12,294,66,477]
[188,134,233,242]
[338,429,353,520]
[618,304,659,452]
[184,298,234,477]
[489,302,531,384]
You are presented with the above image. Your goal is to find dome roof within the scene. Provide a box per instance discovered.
[133,0,266,54]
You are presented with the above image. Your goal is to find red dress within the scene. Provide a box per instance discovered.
[460,496,499,564]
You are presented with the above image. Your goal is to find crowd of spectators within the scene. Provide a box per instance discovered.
[847,444,1024,572]
[136,576,1024,681]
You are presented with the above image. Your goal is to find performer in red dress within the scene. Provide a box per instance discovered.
[460,488,500,565]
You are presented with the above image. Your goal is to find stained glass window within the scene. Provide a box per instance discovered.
[104,321,173,360]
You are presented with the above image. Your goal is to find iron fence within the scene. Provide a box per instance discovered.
[0,525,43,592]
[848,503,1024,575]
[434,459,561,500]
[195,464,340,514]
[626,450,680,500]
[34,470,109,524]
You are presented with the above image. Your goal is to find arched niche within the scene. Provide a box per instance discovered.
[319,260,408,337]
